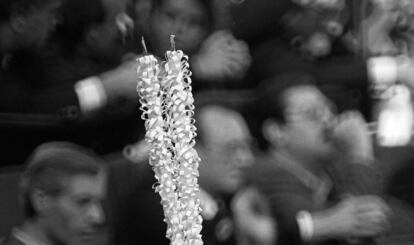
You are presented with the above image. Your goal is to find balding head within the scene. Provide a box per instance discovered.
[195,105,253,195]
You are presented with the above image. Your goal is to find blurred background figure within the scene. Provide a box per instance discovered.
[0,0,144,166]
[0,0,61,55]
[247,73,391,245]
[125,0,152,51]
[224,0,414,120]
[224,0,373,117]
[0,142,107,245]
[0,0,67,165]
[0,0,62,112]
[142,0,251,92]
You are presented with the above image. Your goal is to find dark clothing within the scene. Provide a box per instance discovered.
[0,51,80,165]
[0,51,142,166]
[0,51,81,115]
[247,153,380,245]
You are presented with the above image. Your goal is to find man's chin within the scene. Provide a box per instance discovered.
[77,232,100,245]
[222,178,243,194]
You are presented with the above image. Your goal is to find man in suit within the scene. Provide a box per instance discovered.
[248,73,391,245]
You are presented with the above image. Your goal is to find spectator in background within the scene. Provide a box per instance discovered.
[105,103,275,245]
[223,0,414,120]
[144,0,251,92]
[39,0,136,107]
[0,0,66,165]
[125,0,153,53]
[0,142,107,245]
[0,0,143,165]
[196,104,276,245]
[0,0,61,55]
[0,0,62,111]
[247,73,390,245]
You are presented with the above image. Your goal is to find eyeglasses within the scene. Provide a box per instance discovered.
[285,102,336,124]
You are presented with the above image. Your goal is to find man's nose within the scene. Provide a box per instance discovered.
[116,12,134,40]
[234,147,254,168]
[88,203,105,225]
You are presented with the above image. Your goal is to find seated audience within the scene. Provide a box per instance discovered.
[0,142,107,245]
[0,0,142,165]
[224,0,414,119]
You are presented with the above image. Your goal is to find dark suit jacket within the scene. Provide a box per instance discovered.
[247,153,380,245]
[0,51,142,166]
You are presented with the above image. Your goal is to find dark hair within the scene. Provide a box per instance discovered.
[0,0,55,21]
[250,72,316,150]
[50,0,105,54]
[20,141,104,219]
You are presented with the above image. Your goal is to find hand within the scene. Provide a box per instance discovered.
[99,60,139,102]
[321,195,391,238]
[231,187,276,245]
[191,30,251,81]
[331,111,374,164]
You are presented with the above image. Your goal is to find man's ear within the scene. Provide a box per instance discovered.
[30,189,51,217]
[262,119,286,147]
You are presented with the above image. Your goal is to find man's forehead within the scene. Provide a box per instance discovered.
[284,85,330,109]
[62,173,106,197]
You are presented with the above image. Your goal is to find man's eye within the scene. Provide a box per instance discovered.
[164,11,176,20]
[76,198,91,207]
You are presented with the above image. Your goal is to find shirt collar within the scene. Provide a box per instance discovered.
[1,53,12,71]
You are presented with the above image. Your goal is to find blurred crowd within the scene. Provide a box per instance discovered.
[1,0,414,245]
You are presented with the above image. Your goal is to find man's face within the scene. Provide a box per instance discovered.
[199,108,254,195]
[149,0,210,56]
[281,85,336,161]
[19,0,62,48]
[87,0,133,64]
[44,172,107,245]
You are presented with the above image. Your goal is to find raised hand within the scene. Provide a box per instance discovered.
[191,30,251,81]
